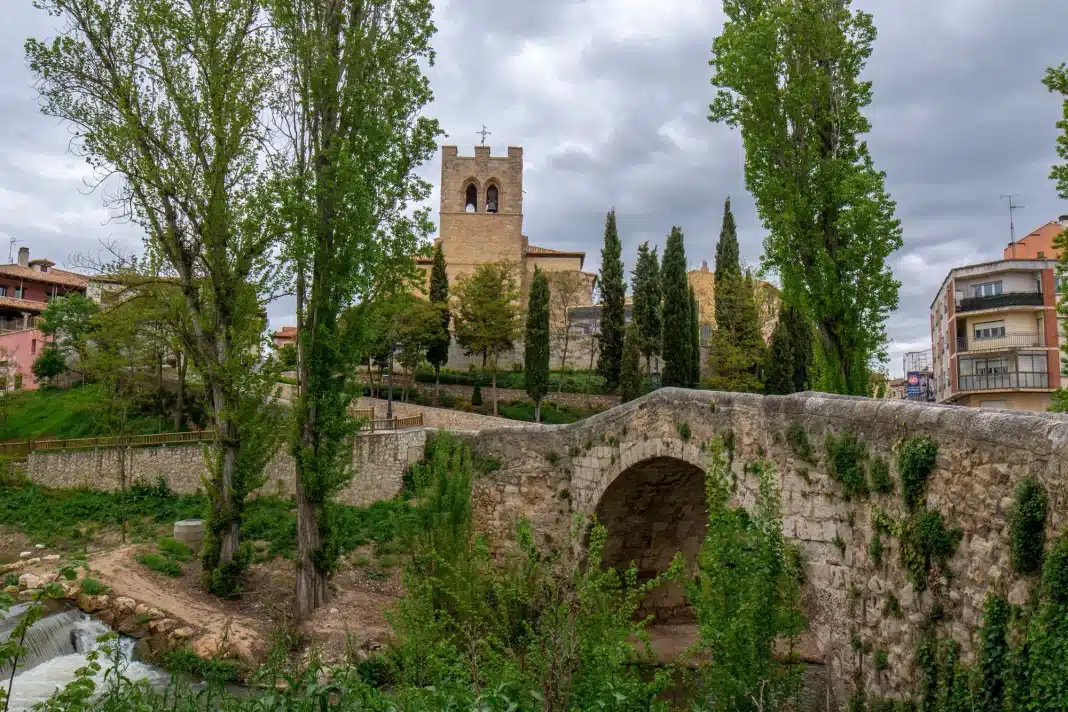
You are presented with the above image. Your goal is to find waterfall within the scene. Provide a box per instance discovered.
[0,608,170,712]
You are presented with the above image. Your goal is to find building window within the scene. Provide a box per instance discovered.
[31,339,36,355]
[464,183,478,212]
[973,321,1006,340]
[960,356,1011,376]
[486,184,499,213]
[972,281,1003,298]
[14,286,23,299]
[1017,353,1047,373]
[0,286,7,297]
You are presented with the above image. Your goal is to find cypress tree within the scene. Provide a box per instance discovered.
[689,285,701,387]
[660,226,690,387]
[708,269,765,393]
[763,305,812,395]
[524,267,551,422]
[714,198,741,324]
[597,209,626,392]
[426,242,451,399]
[619,321,643,403]
[631,242,662,384]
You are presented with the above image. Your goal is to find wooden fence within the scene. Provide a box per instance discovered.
[0,411,423,459]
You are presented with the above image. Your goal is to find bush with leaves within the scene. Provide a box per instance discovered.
[1009,477,1048,575]
[898,436,938,510]
[825,431,868,499]
[687,442,808,711]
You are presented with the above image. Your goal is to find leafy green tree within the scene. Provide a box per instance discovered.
[276,343,298,370]
[28,0,282,586]
[394,296,446,403]
[631,242,662,383]
[1045,65,1068,412]
[619,322,643,403]
[763,305,813,395]
[547,270,588,390]
[453,262,522,416]
[710,0,903,395]
[37,294,97,380]
[689,443,807,711]
[524,268,550,422]
[31,346,67,386]
[269,0,440,617]
[708,216,766,395]
[661,226,691,387]
[426,242,451,400]
[596,209,626,392]
[689,285,701,387]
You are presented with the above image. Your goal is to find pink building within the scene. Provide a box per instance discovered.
[0,247,88,390]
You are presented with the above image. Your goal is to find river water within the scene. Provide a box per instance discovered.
[0,604,171,712]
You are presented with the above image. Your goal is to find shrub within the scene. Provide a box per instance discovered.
[79,577,109,595]
[676,422,692,441]
[3,573,19,588]
[825,431,868,499]
[898,436,938,510]
[899,508,961,590]
[137,552,183,577]
[437,391,457,408]
[869,456,894,494]
[875,648,889,671]
[869,530,884,567]
[1043,531,1068,603]
[1009,477,1048,575]
[156,536,195,562]
[785,423,813,462]
[356,653,395,687]
[471,383,483,406]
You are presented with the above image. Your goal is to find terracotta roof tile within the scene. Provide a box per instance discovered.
[0,296,48,313]
[0,264,88,289]
[526,244,586,257]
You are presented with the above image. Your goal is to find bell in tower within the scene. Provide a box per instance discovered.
[487,185,499,214]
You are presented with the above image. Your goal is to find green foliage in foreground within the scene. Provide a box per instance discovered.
[0,479,411,559]
[0,384,179,440]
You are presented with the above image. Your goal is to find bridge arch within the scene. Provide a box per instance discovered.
[582,438,709,622]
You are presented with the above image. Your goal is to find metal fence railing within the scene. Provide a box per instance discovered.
[0,412,424,459]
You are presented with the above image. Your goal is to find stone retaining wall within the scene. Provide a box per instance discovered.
[25,428,425,507]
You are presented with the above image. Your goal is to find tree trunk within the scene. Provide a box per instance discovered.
[435,368,441,403]
[492,368,498,416]
[294,475,326,619]
[558,331,570,393]
[173,352,187,431]
[214,424,241,567]
[535,397,541,423]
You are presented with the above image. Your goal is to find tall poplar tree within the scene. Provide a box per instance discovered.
[1044,64,1068,412]
[597,209,626,392]
[714,199,741,325]
[426,243,451,400]
[269,0,440,617]
[689,285,701,387]
[660,226,691,387]
[710,0,902,395]
[524,267,550,422]
[763,305,813,395]
[27,0,281,592]
[631,242,662,383]
[708,270,765,393]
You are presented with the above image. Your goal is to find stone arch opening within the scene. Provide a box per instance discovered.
[593,455,707,623]
[464,181,479,212]
[486,183,499,213]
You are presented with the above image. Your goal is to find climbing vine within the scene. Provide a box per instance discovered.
[898,436,938,510]
[825,431,868,499]
[1009,476,1049,575]
[899,509,961,590]
[869,455,893,494]
[979,593,1010,711]
[786,423,814,462]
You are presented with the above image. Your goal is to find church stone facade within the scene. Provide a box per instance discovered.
[417,145,595,306]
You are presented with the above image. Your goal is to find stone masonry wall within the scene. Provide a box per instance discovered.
[460,388,1068,704]
[26,428,425,508]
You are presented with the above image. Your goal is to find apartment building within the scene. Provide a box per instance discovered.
[930,218,1067,411]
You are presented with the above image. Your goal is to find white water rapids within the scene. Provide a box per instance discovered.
[0,606,171,711]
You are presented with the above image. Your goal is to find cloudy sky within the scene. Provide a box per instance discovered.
[2,0,1067,377]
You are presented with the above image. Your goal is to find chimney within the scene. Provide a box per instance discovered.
[1059,214,1068,228]
[17,247,28,268]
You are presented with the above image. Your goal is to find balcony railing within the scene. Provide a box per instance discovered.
[957,291,1044,312]
[957,372,1049,392]
[956,332,1045,353]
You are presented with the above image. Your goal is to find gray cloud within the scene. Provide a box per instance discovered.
[4,0,1067,377]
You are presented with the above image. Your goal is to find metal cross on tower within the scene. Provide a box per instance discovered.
[477,124,491,146]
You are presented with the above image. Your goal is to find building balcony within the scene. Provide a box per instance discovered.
[957,372,1049,392]
[957,291,1044,312]
[956,332,1045,353]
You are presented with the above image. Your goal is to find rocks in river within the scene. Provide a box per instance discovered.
[113,596,137,616]
[42,554,60,562]
[134,603,165,620]
[171,627,196,641]
[76,593,110,613]
[18,572,44,589]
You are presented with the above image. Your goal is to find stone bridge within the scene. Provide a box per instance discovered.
[457,388,1068,701]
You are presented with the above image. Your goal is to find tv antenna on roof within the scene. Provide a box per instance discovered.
[1001,193,1024,259]
[8,236,19,264]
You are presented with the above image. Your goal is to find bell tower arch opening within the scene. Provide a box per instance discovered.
[593,455,708,623]
[464,181,479,212]
[486,183,500,214]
